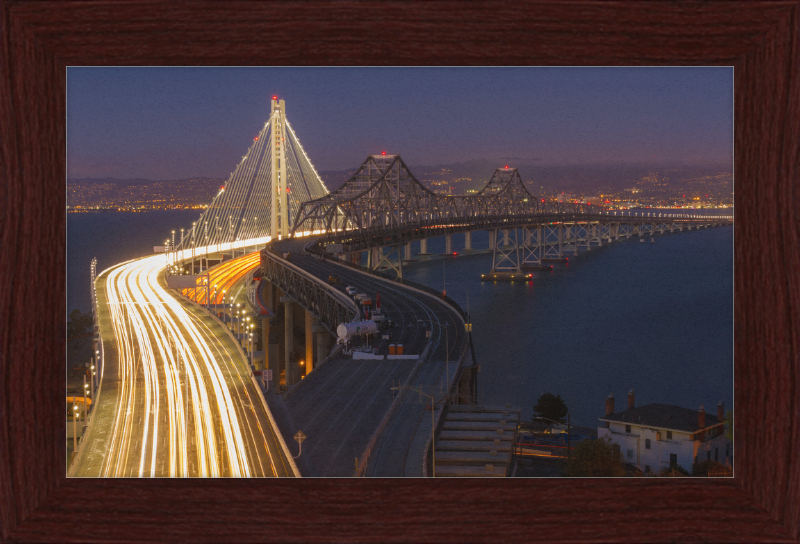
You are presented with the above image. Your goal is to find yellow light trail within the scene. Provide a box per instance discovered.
[99,251,271,477]
[182,251,261,306]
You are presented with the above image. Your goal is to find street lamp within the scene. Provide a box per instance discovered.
[72,404,79,456]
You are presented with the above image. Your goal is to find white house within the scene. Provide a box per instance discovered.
[597,390,731,475]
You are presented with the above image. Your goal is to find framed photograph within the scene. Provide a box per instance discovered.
[2,1,798,542]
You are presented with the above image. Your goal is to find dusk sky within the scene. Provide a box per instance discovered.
[67,67,732,180]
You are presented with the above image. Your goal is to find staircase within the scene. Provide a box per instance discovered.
[434,404,520,477]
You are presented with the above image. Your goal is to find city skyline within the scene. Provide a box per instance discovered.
[67,67,733,180]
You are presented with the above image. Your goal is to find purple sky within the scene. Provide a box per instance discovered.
[67,67,732,180]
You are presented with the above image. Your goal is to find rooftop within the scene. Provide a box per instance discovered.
[599,403,721,433]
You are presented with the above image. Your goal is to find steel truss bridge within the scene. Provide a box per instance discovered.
[289,154,733,277]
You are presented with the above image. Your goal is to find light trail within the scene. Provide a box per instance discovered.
[182,251,261,306]
[98,250,276,477]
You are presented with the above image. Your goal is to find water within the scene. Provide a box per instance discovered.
[67,210,202,315]
[68,211,733,429]
[402,223,733,428]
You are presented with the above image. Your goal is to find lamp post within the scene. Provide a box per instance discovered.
[72,404,79,456]
[83,379,90,436]
[191,221,196,274]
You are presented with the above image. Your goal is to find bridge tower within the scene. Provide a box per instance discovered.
[271,98,289,239]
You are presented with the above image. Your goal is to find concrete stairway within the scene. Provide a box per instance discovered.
[433,405,520,477]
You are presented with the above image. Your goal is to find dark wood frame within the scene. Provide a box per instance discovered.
[2,1,798,542]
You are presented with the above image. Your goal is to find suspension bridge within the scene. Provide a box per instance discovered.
[75,98,733,478]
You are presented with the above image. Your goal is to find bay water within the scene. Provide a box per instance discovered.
[68,210,733,428]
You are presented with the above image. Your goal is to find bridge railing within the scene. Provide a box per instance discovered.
[306,243,469,322]
[306,211,731,254]
[261,244,359,334]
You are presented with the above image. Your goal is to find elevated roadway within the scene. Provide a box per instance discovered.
[75,252,297,477]
[265,237,468,476]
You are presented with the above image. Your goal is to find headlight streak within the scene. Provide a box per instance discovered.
[97,250,274,477]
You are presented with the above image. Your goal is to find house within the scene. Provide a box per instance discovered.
[597,390,731,475]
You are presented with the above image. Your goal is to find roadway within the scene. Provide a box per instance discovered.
[74,251,296,477]
[270,238,466,476]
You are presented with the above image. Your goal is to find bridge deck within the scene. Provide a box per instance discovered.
[266,238,467,476]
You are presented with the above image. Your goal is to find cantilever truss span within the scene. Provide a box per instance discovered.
[290,154,593,237]
[176,99,329,252]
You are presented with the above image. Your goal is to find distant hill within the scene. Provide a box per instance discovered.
[67,177,225,186]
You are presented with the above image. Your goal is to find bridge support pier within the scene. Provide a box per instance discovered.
[314,322,328,366]
[280,296,294,388]
[305,310,314,377]
[445,234,453,255]
[464,231,472,251]
[419,238,429,255]
[261,317,270,371]
[488,230,495,250]
[404,243,412,261]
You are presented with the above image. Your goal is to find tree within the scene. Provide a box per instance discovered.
[532,392,568,423]
[67,309,93,340]
[565,437,627,477]
[724,409,733,440]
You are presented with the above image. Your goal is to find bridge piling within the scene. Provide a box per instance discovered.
[445,234,453,255]
[464,231,472,251]
[313,322,327,366]
[261,317,271,371]
[404,243,412,261]
[281,296,294,388]
[419,239,429,255]
[305,310,314,376]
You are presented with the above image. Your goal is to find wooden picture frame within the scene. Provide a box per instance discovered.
[1,1,798,542]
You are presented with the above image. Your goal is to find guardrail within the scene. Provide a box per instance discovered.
[421,337,470,478]
[308,212,733,253]
[261,244,359,335]
[309,246,469,324]
[353,340,435,477]
[68,257,105,476]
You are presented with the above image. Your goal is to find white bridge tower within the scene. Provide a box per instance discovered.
[271,97,289,239]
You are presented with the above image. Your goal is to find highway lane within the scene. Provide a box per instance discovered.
[77,251,296,477]
[274,239,465,360]
[272,238,466,475]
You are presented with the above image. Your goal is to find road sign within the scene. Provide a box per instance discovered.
[263,369,273,382]
[294,431,306,444]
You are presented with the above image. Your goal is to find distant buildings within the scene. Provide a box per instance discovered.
[598,390,731,475]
